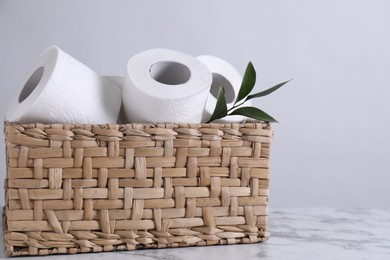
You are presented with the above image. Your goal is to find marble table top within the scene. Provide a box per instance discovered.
[1,208,389,259]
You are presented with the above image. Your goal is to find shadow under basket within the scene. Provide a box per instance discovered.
[3,121,272,256]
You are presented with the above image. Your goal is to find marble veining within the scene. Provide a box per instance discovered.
[1,208,389,259]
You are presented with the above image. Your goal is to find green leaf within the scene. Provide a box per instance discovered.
[229,106,278,123]
[246,80,291,101]
[207,87,228,123]
[235,61,256,104]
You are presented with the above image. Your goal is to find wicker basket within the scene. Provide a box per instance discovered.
[3,121,272,256]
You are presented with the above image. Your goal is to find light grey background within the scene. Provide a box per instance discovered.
[1,0,389,208]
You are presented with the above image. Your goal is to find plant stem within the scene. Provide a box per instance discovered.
[227,99,247,113]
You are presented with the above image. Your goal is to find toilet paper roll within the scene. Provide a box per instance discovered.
[122,49,212,123]
[197,55,252,123]
[6,46,121,124]
[103,76,124,89]
[103,76,127,124]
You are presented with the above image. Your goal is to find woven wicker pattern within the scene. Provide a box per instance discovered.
[3,121,271,256]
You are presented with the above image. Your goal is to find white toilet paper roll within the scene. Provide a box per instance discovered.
[122,49,212,123]
[103,76,124,89]
[6,46,121,124]
[103,76,127,124]
[197,55,252,123]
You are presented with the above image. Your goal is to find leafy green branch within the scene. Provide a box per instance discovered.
[206,61,290,123]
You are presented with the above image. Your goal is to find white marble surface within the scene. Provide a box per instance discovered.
[1,208,389,259]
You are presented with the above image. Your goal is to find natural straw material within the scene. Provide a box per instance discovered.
[3,121,272,256]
